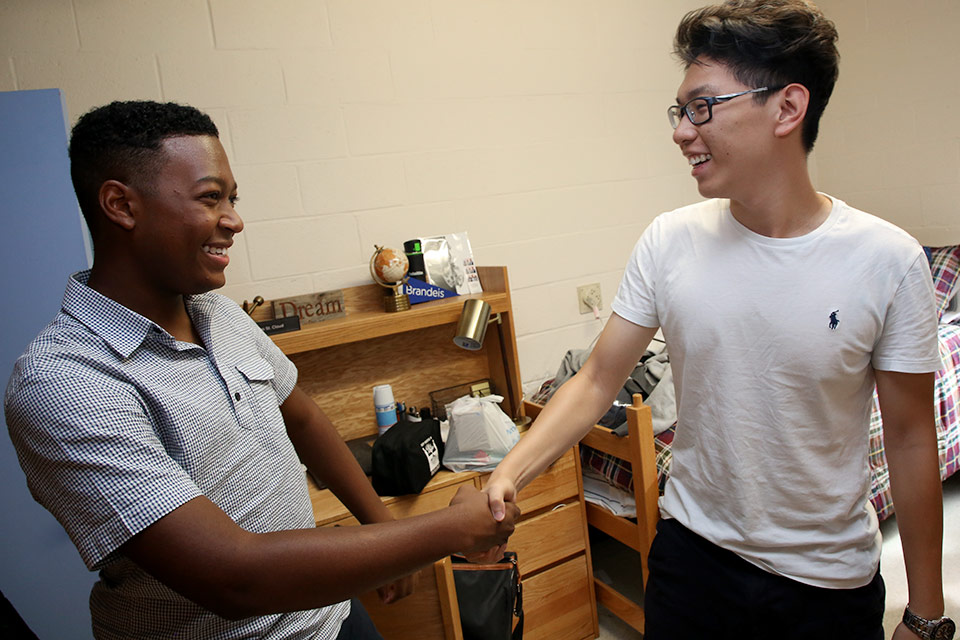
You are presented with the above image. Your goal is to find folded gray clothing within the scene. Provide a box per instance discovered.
[545,344,676,436]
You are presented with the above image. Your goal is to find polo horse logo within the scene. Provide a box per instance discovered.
[829,310,840,331]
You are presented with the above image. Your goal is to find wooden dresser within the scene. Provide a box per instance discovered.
[263,266,598,640]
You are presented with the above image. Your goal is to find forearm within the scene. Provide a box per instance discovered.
[288,422,391,524]
[875,369,944,619]
[491,369,619,492]
[224,506,477,616]
[885,426,944,618]
[491,316,657,493]
[284,387,392,524]
[124,494,492,620]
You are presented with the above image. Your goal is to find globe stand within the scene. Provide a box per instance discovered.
[370,246,411,313]
[382,283,411,312]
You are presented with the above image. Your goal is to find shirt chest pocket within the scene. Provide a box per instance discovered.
[234,357,283,431]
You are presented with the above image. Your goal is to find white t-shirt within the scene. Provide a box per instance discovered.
[611,196,940,589]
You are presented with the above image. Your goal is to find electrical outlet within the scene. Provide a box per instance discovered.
[577,283,602,315]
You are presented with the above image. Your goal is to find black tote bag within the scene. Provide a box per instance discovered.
[451,552,523,640]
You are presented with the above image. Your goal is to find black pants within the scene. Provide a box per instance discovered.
[644,518,885,640]
[335,599,383,640]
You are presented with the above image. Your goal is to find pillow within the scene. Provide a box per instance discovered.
[926,245,960,320]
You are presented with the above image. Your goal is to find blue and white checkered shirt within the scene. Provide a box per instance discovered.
[5,271,350,639]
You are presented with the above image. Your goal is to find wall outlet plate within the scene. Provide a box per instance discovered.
[577,283,602,314]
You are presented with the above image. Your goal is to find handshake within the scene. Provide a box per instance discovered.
[447,477,520,563]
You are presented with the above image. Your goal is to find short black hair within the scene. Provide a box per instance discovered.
[69,100,219,234]
[674,0,839,152]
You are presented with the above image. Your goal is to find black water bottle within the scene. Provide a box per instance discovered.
[404,239,426,281]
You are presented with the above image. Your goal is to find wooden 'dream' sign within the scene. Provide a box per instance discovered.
[272,290,346,325]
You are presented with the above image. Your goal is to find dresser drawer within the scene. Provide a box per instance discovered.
[510,501,586,576]
[521,554,596,640]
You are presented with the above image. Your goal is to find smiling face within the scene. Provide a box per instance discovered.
[672,58,778,201]
[129,135,242,297]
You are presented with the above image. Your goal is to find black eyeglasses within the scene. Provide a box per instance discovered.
[667,86,784,129]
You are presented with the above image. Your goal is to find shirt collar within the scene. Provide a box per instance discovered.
[62,270,169,359]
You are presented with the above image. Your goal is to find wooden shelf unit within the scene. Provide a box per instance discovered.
[264,266,521,443]
[266,266,599,640]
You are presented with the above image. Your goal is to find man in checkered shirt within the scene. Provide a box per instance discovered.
[4,100,518,640]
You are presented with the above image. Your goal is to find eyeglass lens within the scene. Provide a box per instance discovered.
[668,98,711,129]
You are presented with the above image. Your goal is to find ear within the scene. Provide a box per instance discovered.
[98,180,137,231]
[773,83,810,140]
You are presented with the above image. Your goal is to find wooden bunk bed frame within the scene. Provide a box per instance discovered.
[525,394,658,633]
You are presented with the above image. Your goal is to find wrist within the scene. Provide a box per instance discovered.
[902,606,955,640]
[446,502,480,553]
[908,600,946,620]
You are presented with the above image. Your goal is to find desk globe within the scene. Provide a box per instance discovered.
[370,245,411,312]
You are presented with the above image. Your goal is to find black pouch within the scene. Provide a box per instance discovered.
[451,552,523,640]
[371,415,444,496]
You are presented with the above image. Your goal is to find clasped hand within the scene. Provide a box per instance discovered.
[448,483,520,564]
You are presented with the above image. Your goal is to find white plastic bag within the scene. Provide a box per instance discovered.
[441,394,520,472]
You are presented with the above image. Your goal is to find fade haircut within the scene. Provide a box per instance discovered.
[69,100,219,235]
[674,0,839,152]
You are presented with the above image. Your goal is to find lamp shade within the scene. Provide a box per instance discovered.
[453,298,491,350]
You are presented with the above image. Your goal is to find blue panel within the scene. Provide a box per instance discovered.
[0,89,96,639]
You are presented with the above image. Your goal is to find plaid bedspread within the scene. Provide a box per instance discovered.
[579,322,960,521]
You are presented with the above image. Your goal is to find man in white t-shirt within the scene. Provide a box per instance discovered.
[483,2,953,639]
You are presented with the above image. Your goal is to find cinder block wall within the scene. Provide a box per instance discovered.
[3,1,955,391]
[0,0,704,390]
[816,0,960,246]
